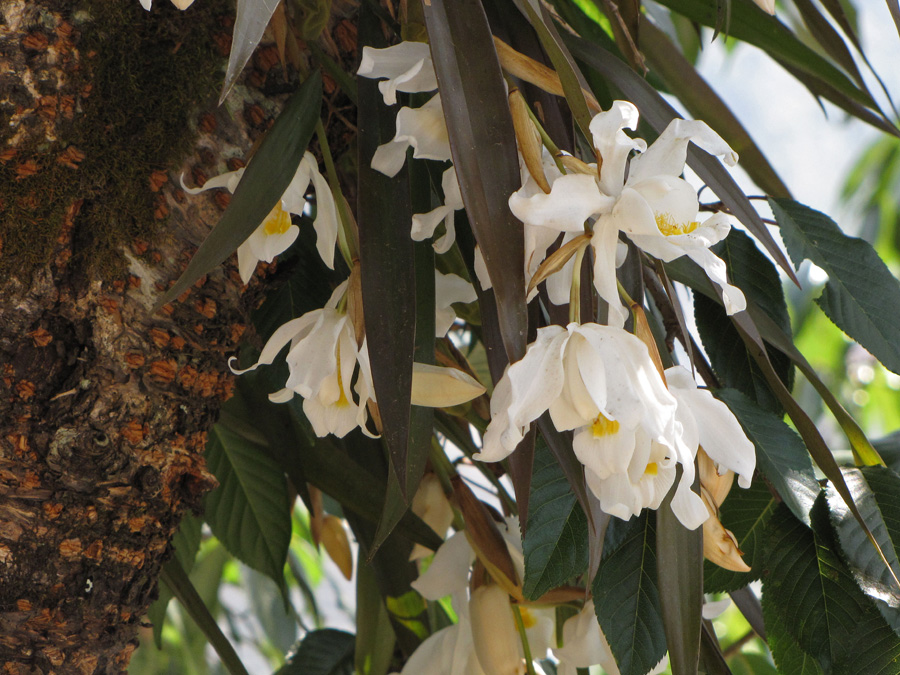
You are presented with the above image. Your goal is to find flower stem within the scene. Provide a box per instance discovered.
[569,243,587,325]
[512,604,537,675]
[315,120,358,268]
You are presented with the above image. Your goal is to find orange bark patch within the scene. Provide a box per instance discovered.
[59,538,82,559]
[148,360,177,384]
[27,327,52,347]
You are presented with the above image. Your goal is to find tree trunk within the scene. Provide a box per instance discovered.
[0,1,277,671]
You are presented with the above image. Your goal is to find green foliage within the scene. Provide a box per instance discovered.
[593,513,666,675]
[276,629,355,675]
[774,198,900,376]
[523,437,589,600]
[148,513,203,648]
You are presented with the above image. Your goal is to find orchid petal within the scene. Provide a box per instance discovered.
[237,241,258,284]
[553,601,621,675]
[411,531,475,600]
[180,168,244,194]
[510,174,614,233]
[629,118,737,184]
[589,100,646,196]
[411,363,485,407]
[686,247,747,314]
[228,313,319,375]
[358,43,438,105]
[590,221,628,328]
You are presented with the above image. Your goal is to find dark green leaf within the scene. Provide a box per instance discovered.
[792,0,866,90]
[358,3,417,498]
[693,293,784,414]
[147,513,203,648]
[638,19,790,199]
[422,0,527,361]
[714,388,819,525]
[523,437,589,600]
[657,477,703,675]
[762,498,900,674]
[773,198,900,376]
[155,73,322,310]
[538,415,593,528]
[827,466,900,634]
[563,33,797,284]
[355,560,396,675]
[764,609,824,675]
[203,403,292,596]
[276,629,355,675]
[593,512,666,675]
[705,480,776,593]
[727,649,778,675]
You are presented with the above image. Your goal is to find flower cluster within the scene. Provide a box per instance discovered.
[477,322,755,529]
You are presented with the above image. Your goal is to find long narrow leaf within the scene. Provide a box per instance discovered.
[155,73,322,310]
[422,0,528,362]
[220,0,281,104]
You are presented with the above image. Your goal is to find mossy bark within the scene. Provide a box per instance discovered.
[0,1,285,671]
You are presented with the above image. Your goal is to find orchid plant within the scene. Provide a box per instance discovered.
[145,1,900,674]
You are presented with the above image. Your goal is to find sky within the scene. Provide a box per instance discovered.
[691,0,900,222]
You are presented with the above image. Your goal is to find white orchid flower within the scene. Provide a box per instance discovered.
[358,42,438,106]
[665,365,756,489]
[477,323,709,529]
[434,270,477,337]
[509,101,745,325]
[229,282,375,438]
[182,152,340,279]
[371,93,452,178]
[140,0,194,9]
[412,167,463,253]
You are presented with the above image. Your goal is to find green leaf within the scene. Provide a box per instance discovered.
[656,478,703,675]
[563,32,797,284]
[357,3,418,499]
[422,0,528,361]
[765,609,824,675]
[827,466,900,634]
[161,556,250,675]
[155,73,322,310]
[523,437,589,600]
[762,497,900,674]
[276,629,355,675]
[693,293,784,414]
[220,0,282,104]
[727,651,779,675]
[355,560,396,675]
[651,0,875,109]
[148,513,203,648]
[593,512,666,675]
[772,198,900,376]
[203,404,292,596]
[705,480,776,593]
[715,388,820,525]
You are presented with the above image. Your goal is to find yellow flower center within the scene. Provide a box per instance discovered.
[591,413,620,438]
[655,212,699,237]
[263,202,292,236]
[645,462,658,476]
[518,606,537,629]
[335,339,350,408]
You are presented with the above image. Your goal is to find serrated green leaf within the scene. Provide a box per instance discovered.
[773,198,900,376]
[705,480,776,593]
[523,437,589,600]
[203,412,292,596]
[422,0,527,361]
[827,466,900,634]
[148,513,203,648]
[693,293,784,414]
[763,498,900,674]
[715,388,819,525]
[155,73,322,310]
[764,608,824,675]
[220,0,281,104]
[593,512,666,675]
[276,629,355,675]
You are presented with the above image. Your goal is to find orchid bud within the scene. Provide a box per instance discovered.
[698,447,734,508]
[321,515,354,580]
[701,487,750,573]
[470,585,526,675]
[409,474,455,561]
[509,89,550,194]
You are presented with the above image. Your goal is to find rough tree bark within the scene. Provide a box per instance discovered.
[0,0,312,671]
